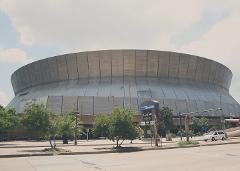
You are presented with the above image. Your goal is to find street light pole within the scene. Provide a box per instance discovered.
[179,112,182,141]
[74,111,78,145]
[152,108,158,147]
[185,114,190,142]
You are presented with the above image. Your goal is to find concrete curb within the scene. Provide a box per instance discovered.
[0,140,184,149]
[0,141,239,158]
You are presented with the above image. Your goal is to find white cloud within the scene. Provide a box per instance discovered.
[0,48,33,64]
[176,10,240,102]
[0,0,240,102]
[0,90,10,106]
[0,0,208,50]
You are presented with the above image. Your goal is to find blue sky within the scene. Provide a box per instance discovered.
[0,9,62,105]
[0,0,240,106]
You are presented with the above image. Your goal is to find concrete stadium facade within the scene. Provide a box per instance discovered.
[8,50,240,124]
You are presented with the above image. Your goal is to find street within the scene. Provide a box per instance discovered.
[0,143,240,171]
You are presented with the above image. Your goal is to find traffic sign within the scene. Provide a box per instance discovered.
[140,121,155,126]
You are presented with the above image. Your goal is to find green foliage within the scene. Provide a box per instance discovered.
[93,107,141,147]
[47,112,82,148]
[67,111,83,136]
[93,114,110,138]
[157,107,173,133]
[0,105,20,132]
[178,140,199,146]
[22,103,57,148]
[224,121,232,129]
[58,114,75,137]
[22,104,83,148]
[108,108,140,144]
[192,117,209,134]
[22,103,51,135]
[47,115,62,148]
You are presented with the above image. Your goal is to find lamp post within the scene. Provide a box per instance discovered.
[152,107,158,147]
[73,104,80,146]
[185,114,190,142]
[179,112,183,141]
[74,111,79,145]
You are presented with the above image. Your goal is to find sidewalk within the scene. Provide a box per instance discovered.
[0,137,239,158]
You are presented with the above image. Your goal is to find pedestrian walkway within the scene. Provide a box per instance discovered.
[0,137,239,158]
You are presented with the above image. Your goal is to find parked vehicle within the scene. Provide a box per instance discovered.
[204,131,227,142]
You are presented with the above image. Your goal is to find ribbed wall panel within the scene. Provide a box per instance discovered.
[66,53,78,80]
[135,50,147,76]
[178,54,189,80]
[111,50,123,77]
[47,57,59,82]
[158,51,169,78]
[123,50,135,76]
[147,50,158,77]
[186,55,197,81]
[39,59,50,84]
[62,96,78,114]
[57,55,68,81]
[195,57,205,82]
[169,52,180,79]
[9,50,239,117]
[88,52,100,78]
[78,96,93,115]
[47,96,62,114]
[94,96,113,114]
[77,52,88,78]
[99,50,111,78]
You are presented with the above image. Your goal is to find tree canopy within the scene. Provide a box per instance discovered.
[93,114,110,138]
[22,103,51,135]
[0,105,20,132]
[21,103,83,148]
[191,117,209,134]
[93,107,141,148]
[156,106,173,134]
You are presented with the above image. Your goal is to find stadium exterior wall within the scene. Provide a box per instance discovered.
[7,50,240,123]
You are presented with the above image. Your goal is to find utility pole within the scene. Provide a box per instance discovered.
[179,112,182,141]
[74,111,78,145]
[86,128,89,141]
[152,107,158,146]
[185,114,190,142]
[73,104,78,146]
[219,95,225,130]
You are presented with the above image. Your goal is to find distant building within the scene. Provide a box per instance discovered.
[8,50,240,126]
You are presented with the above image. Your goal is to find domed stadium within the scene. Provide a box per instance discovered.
[7,49,240,125]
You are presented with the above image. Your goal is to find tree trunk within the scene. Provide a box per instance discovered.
[53,136,56,149]
[116,138,119,148]
[49,137,53,149]
[119,139,124,146]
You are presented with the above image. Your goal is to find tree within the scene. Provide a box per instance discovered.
[47,115,61,148]
[156,107,173,135]
[22,103,51,135]
[22,103,58,148]
[192,117,209,135]
[67,111,83,145]
[0,105,20,133]
[93,114,110,138]
[58,114,76,137]
[93,107,141,148]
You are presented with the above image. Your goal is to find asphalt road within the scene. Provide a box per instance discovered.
[1,144,240,171]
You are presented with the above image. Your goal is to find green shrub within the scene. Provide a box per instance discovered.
[178,140,199,146]
[170,133,177,138]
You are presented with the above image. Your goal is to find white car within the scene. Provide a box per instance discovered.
[204,131,227,142]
